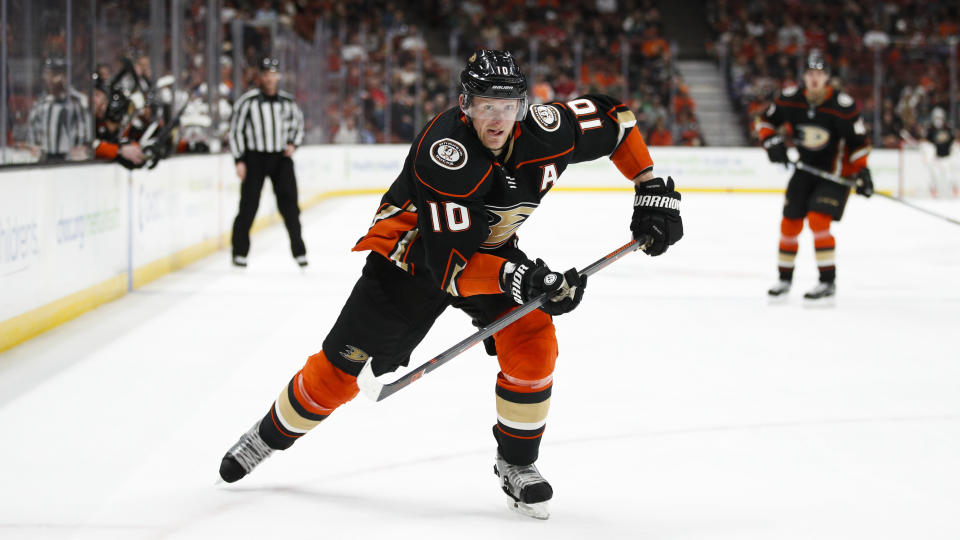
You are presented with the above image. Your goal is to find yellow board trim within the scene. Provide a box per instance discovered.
[0,275,127,353]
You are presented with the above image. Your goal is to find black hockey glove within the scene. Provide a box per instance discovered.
[762,135,788,167]
[854,167,874,198]
[500,259,587,316]
[631,176,683,256]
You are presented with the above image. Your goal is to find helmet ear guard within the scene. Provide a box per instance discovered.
[460,49,528,121]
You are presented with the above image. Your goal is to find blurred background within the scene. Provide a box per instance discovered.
[1,0,957,166]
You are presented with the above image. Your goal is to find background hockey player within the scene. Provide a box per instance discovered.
[926,107,957,197]
[755,49,873,303]
[217,49,682,519]
[92,74,145,169]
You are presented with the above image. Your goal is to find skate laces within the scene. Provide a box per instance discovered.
[229,425,274,473]
[499,459,547,491]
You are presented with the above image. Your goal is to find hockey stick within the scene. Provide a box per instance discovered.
[792,161,960,227]
[140,83,202,169]
[357,236,653,401]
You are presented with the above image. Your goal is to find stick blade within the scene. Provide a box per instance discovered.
[357,361,384,401]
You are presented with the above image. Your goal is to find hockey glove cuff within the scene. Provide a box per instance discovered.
[855,167,874,197]
[500,259,588,316]
[631,177,683,256]
[762,135,788,167]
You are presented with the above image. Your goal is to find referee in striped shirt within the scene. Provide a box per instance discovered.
[229,57,307,268]
[28,57,92,162]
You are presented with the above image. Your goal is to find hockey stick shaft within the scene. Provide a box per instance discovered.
[792,161,960,227]
[357,236,652,401]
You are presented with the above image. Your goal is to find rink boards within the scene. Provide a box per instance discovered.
[0,146,908,352]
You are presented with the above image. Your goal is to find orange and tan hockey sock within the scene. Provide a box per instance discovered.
[807,211,836,282]
[778,217,803,281]
[492,309,557,465]
[257,351,359,450]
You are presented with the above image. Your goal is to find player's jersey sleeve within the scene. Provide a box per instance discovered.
[536,94,654,180]
[755,88,793,142]
[833,92,870,176]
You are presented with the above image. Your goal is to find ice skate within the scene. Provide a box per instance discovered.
[767,280,791,302]
[232,255,248,268]
[803,281,835,306]
[295,255,308,268]
[219,423,274,483]
[494,453,553,520]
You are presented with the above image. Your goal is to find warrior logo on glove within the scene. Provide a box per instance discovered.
[631,177,683,256]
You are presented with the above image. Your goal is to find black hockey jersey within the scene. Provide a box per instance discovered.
[756,86,870,176]
[927,126,954,157]
[353,94,653,297]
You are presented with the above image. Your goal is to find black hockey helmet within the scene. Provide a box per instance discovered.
[42,56,67,72]
[259,57,281,72]
[460,50,528,120]
[104,89,130,123]
[805,49,829,74]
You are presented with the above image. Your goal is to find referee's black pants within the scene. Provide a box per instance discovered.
[231,152,306,259]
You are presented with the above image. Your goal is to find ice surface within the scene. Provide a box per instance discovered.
[1,191,959,539]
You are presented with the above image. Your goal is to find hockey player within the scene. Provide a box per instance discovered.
[217,50,683,519]
[92,75,145,169]
[926,107,957,197]
[756,50,873,303]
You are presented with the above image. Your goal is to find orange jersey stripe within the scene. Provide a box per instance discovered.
[456,252,507,296]
[610,126,654,179]
[94,141,119,160]
[515,145,573,169]
[352,211,419,258]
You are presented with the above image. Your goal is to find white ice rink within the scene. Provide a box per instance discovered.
[1,190,959,539]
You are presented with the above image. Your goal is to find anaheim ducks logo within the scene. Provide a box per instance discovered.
[482,203,538,248]
[430,138,468,170]
[340,345,370,364]
[796,124,831,151]
[530,104,561,132]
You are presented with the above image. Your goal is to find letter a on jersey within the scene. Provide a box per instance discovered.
[540,163,558,191]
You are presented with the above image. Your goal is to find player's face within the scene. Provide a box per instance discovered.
[260,70,280,95]
[803,68,829,91]
[93,89,107,117]
[464,96,520,151]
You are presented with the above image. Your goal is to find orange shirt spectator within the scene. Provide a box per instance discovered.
[647,119,674,146]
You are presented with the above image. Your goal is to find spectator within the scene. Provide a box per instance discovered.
[647,117,674,146]
[333,116,361,144]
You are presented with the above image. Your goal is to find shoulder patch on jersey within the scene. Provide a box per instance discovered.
[430,138,468,170]
[782,86,799,97]
[837,92,854,107]
[529,104,561,132]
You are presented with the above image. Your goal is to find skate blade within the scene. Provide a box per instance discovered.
[802,296,835,308]
[767,294,789,305]
[508,499,549,520]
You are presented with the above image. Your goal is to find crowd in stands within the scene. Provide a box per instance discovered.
[706,0,960,148]
[3,0,703,165]
[217,0,702,146]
